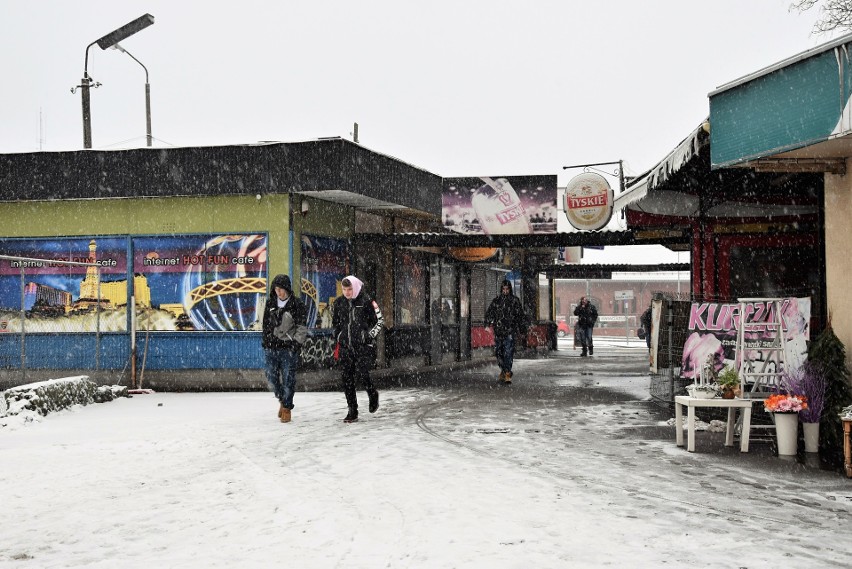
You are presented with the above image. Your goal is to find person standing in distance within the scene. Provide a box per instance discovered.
[485,279,526,384]
[640,304,653,351]
[261,274,307,423]
[332,275,384,423]
[573,296,598,357]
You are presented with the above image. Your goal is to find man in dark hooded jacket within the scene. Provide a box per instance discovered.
[573,296,598,357]
[332,275,384,423]
[261,274,307,423]
[640,305,652,350]
[485,279,527,384]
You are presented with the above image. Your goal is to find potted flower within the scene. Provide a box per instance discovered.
[686,354,720,398]
[781,361,827,452]
[716,366,740,399]
[686,383,719,399]
[764,393,808,456]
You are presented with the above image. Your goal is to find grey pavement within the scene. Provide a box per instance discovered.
[371,337,852,564]
[382,338,839,470]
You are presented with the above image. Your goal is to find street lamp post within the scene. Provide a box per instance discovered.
[73,14,155,149]
[112,43,152,147]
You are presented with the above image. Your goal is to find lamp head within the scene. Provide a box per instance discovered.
[96,14,155,50]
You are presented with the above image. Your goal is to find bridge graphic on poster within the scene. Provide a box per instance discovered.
[186,277,266,308]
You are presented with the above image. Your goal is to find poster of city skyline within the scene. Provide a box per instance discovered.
[0,234,267,332]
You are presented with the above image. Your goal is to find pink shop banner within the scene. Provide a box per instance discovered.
[680,297,810,380]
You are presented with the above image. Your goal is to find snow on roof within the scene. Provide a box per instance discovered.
[615,121,709,212]
[710,31,852,96]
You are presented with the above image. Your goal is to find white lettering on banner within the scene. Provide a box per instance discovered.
[569,315,629,324]
[567,195,607,209]
[496,205,525,225]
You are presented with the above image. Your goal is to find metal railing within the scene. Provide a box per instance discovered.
[0,255,105,385]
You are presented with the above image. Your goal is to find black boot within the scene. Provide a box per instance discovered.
[343,408,359,423]
[589,345,593,355]
[368,391,379,413]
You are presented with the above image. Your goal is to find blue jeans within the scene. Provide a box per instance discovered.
[495,335,515,373]
[264,348,299,409]
[578,326,593,351]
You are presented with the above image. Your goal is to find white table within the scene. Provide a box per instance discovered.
[674,395,754,452]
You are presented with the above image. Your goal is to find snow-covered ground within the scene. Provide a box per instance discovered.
[1,351,850,568]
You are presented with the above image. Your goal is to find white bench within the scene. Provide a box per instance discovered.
[674,395,753,453]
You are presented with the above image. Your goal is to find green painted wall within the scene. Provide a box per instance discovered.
[289,196,354,292]
[290,196,353,240]
[710,46,852,168]
[0,195,295,278]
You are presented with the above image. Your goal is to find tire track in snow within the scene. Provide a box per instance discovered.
[413,394,822,530]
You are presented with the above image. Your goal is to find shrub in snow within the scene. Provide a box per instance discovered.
[94,384,130,403]
[1,376,129,421]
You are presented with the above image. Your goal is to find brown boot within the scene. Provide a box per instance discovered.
[280,408,291,423]
[504,371,513,384]
[278,403,284,419]
[498,370,506,382]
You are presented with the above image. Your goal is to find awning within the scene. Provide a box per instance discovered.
[614,121,709,215]
[542,263,690,279]
[353,229,687,248]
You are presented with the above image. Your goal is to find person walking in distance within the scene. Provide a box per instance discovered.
[485,279,526,384]
[640,304,652,351]
[261,274,307,423]
[332,275,384,423]
[573,296,598,357]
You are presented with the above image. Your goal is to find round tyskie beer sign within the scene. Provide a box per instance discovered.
[563,172,614,231]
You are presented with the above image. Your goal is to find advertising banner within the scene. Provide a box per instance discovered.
[300,235,351,329]
[680,297,810,380]
[649,298,663,373]
[132,234,267,331]
[562,172,614,231]
[0,237,128,332]
[442,175,557,235]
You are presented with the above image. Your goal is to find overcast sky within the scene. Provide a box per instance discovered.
[0,1,841,183]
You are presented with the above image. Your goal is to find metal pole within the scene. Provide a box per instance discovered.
[130,296,137,388]
[81,42,97,149]
[96,267,101,371]
[145,82,152,147]
[115,46,150,147]
[667,300,675,403]
[81,74,93,149]
[624,295,630,345]
[20,269,26,382]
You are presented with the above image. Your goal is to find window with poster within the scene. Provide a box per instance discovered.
[440,260,457,324]
[470,269,487,321]
[538,278,551,320]
[395,249,427,326]
[300,235,351,330]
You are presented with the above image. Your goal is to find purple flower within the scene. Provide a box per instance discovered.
[780,361,826,422]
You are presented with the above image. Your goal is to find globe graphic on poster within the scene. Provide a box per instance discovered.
[181,235,267,331]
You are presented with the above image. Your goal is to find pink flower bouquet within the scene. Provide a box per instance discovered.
[763,394,808,413]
